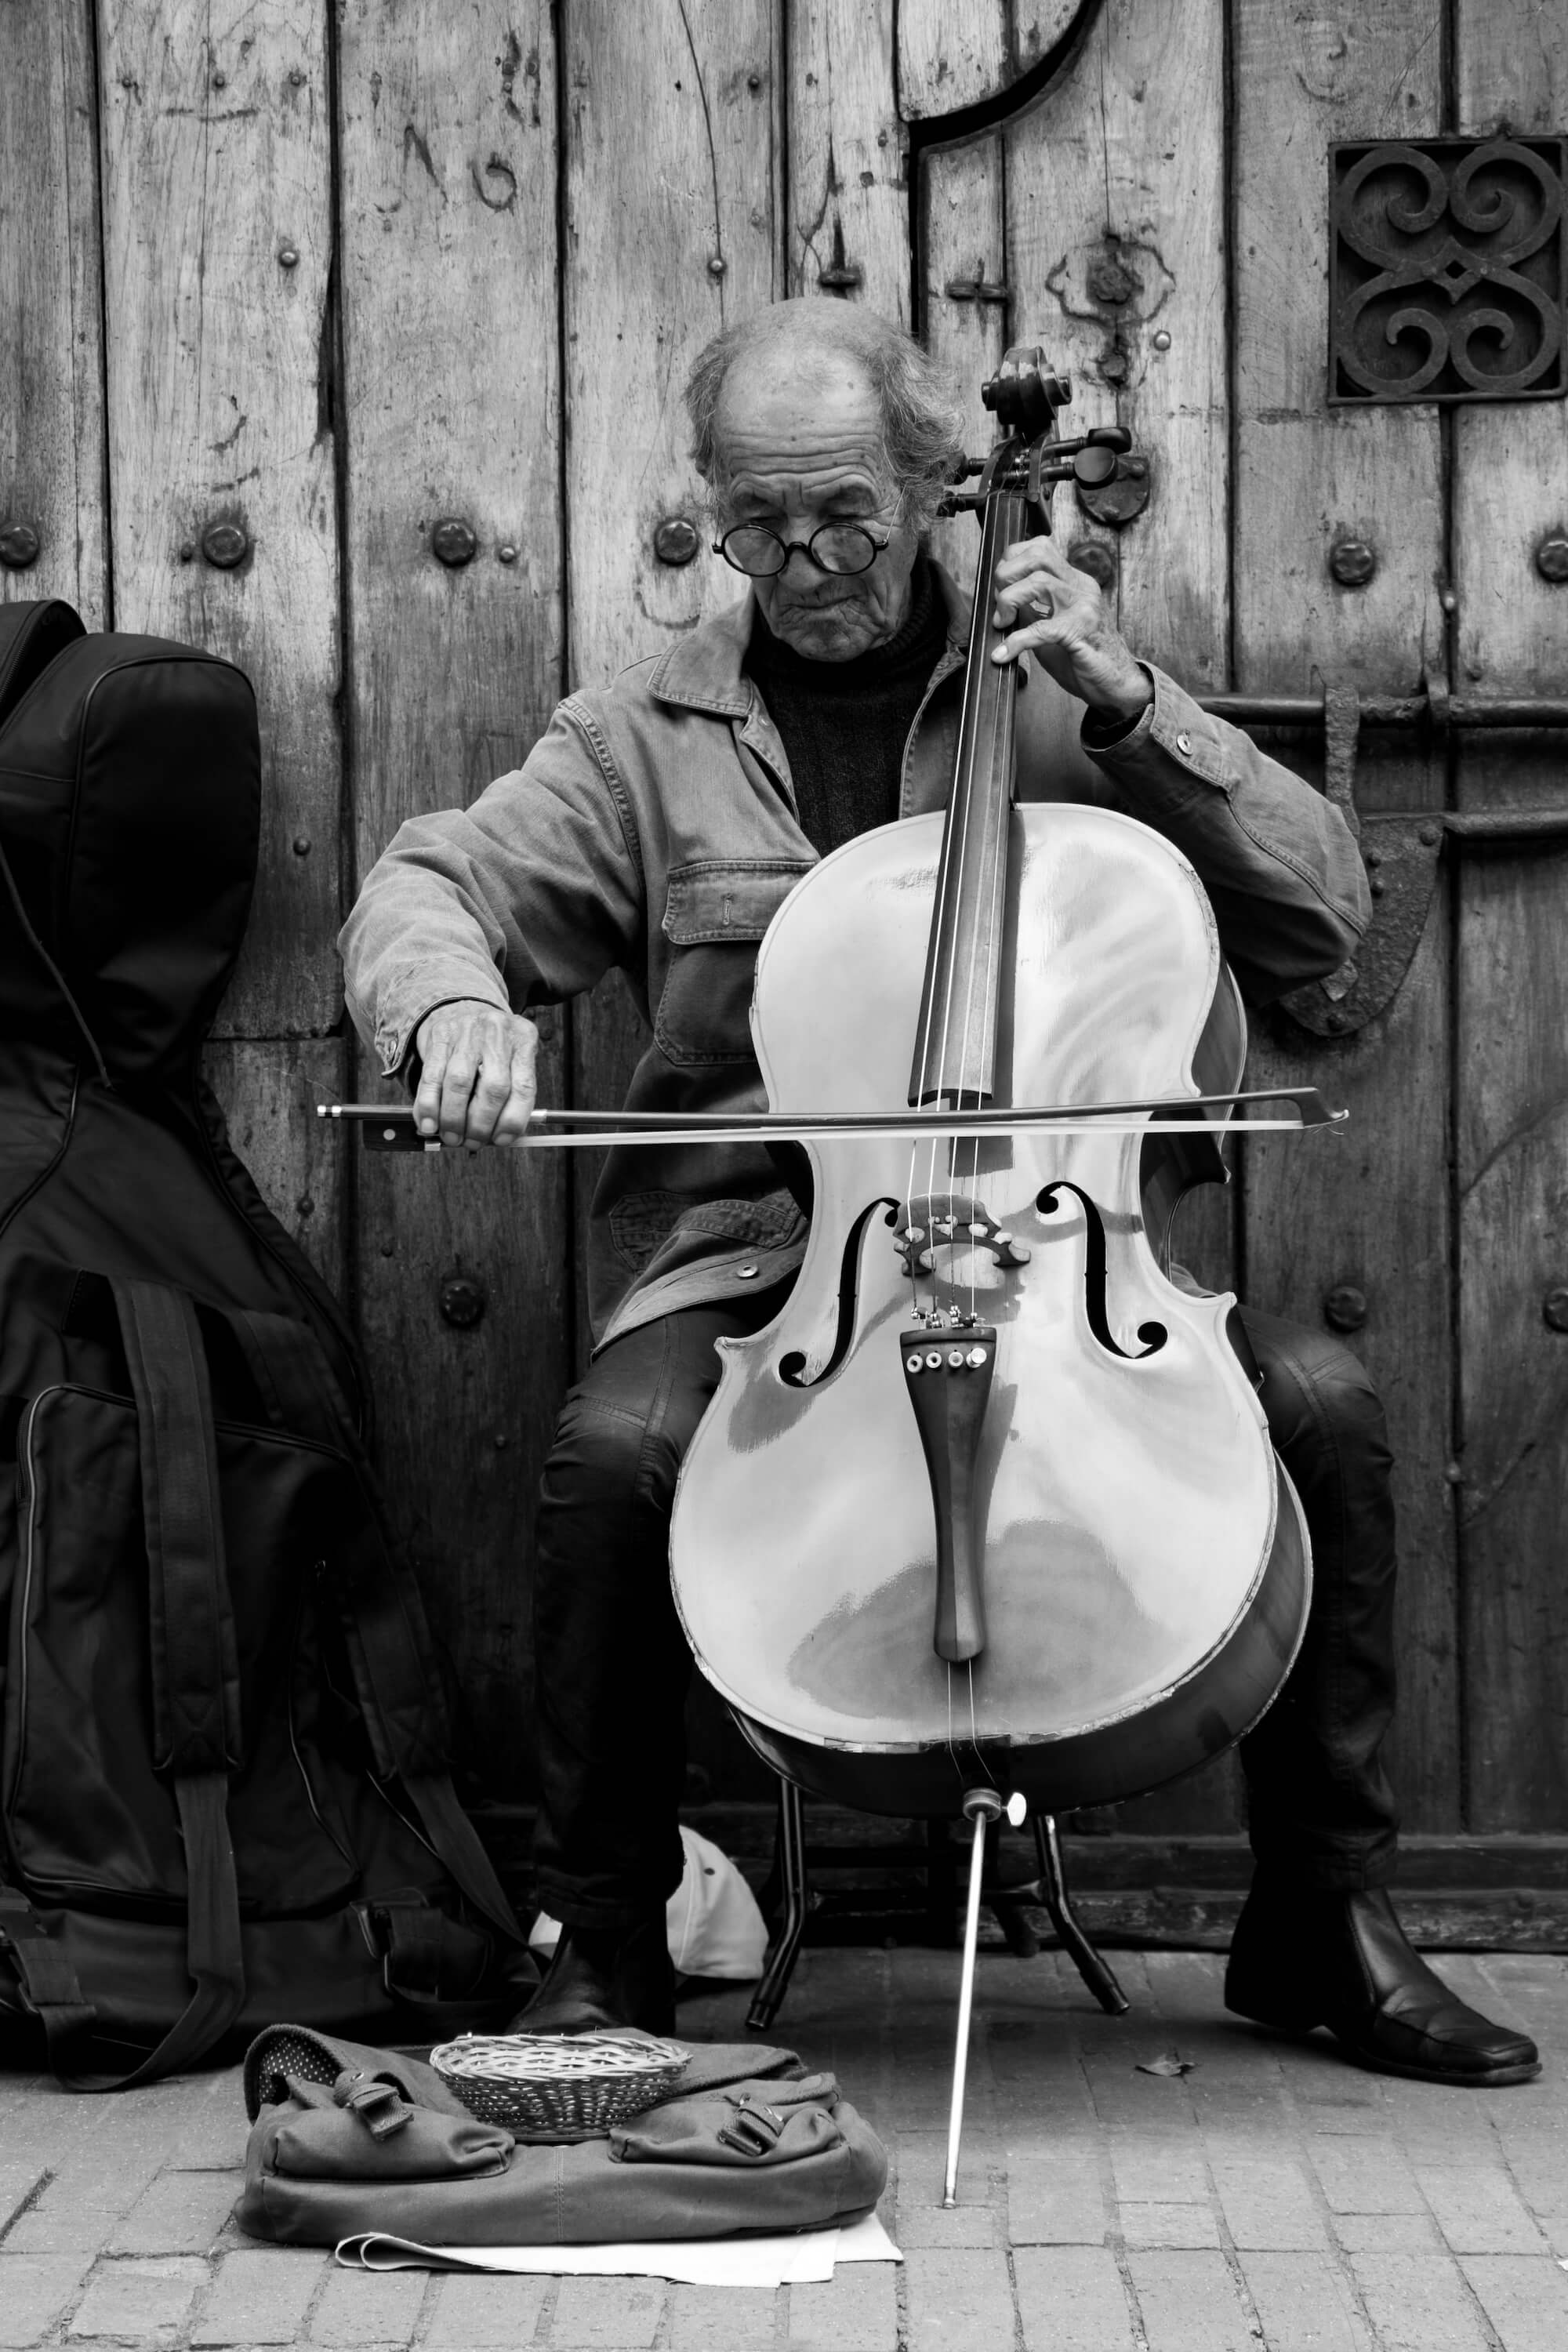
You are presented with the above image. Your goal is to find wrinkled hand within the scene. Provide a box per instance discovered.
[413,1000,539,1146]
[989,535,1152,725]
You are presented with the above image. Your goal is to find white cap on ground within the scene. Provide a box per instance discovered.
[531,1825,770,1982]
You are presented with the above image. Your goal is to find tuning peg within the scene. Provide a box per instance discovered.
[1072,446,1120,487]
[1054,426,1134,460]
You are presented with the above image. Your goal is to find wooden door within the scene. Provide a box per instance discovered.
[4,0,1565,1933]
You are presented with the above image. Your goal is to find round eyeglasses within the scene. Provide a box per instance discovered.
[713,521,891,579]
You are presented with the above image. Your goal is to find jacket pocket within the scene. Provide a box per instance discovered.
[608,1187,803,1277]
[655,860,811,1066]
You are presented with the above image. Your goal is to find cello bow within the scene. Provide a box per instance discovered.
[318,1086,1345,1151]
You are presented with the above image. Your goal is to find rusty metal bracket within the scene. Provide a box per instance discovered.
[1240,685,1568,1037]
[944,272,1012,304]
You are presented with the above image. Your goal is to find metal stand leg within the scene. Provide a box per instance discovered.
[942,1788,1003,2208]
[746,1779,808,2034]
[985,1817,1043,1958]
[1033,1812,1129,2016]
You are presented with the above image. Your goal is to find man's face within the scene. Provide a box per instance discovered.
[714,356,920,662]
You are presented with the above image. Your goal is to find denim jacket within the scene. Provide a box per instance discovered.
[340,566,1369,1348]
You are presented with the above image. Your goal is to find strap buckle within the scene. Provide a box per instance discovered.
[717,2093,786,2158]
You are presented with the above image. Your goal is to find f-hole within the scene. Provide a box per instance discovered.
[779,1197,901,1389]
[1036,1181,1167,1361]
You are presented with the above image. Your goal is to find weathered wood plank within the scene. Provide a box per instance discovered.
[1456,850,1568,1829]
[1232,4,1446,757]
[352,1014,570,1799]
[562,0,782,1788]
[1452,17,1568,821]
[898,1,1087,118]
[485,1798,1568,1947]
[1234,0,1457,1831]
[562,0,781,1309]
[0,0,106,625]
[96,1,339,1033]
[338,0,568,1798]
[201,1038,348,1297]
[1006,0,1227,691]
[563,0,780,691]
[787,1,906,317]
[920,133,1005,590]
[1454,5,1568,1831]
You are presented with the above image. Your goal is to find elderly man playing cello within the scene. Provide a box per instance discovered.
[341,299,1536,2089]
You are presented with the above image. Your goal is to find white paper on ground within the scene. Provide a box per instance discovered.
[335,2209,901,2287]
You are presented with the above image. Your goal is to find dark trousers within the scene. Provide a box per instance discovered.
[531,1297,1399,1929]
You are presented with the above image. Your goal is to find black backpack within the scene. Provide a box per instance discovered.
[0,599,533,2086]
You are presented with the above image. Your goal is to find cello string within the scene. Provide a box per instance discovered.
[927,455,1014,1784]
[932,481,1004,1319]
[909,490,982,1294]
[954,480,1019,1330]
[975,495,1021,1324]
[931,469,1002,1786]
[954,473,1033,1767]
[931,495,994,1789]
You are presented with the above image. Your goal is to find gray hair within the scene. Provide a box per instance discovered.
[684,300,966,533]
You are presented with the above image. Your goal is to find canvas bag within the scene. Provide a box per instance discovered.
[0,600,533,2086]
[237,2024,888,2245]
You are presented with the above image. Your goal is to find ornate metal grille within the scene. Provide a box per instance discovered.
[1329,134,1566,404]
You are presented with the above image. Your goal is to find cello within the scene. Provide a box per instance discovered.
[663,346,1314,2186]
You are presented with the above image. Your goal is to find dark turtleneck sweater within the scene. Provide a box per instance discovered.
[743,554,949,858]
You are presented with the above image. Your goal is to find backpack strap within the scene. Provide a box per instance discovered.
[228,1308,526,1954]
[68,1279,249,2089]
[114,1280,244,1777]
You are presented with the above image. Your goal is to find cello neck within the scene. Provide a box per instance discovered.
[907,471,1030,1110]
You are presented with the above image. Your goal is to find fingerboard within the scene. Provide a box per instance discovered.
[907,470,1027,1109]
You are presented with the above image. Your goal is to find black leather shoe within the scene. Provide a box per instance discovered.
[1225,1879,1540,2085]
[505,1915,675,2038]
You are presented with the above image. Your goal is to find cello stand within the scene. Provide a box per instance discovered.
[1032,1811,1131,2018]
[746,1779,1129,2034]
[746,1775,811,2035]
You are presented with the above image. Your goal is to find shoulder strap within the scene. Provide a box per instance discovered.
[78,1282,248,2087]
[228,1308,525,1952]
[114,1279,243,1774]
[4,1280,248,2089]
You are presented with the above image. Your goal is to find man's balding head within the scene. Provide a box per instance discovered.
[685,300,964,530]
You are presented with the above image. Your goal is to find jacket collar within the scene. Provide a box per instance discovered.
[645,558,972,717]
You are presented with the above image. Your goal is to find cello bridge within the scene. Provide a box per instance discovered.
[894,1193,1031,1281]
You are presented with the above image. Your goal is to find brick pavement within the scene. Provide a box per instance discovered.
[0,1945,1562,2349]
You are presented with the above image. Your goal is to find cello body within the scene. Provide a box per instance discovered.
[670,800,1311,1817]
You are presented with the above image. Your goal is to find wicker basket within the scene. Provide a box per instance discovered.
[429,2031,690,2134]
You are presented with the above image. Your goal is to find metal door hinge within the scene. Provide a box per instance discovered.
[1215,683,1568,1036]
